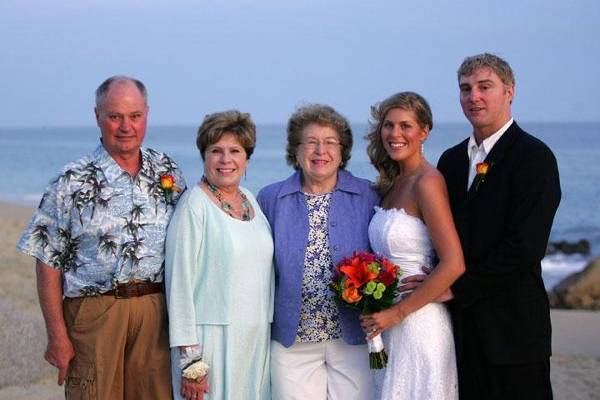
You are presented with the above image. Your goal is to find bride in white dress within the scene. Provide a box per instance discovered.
[361,92,465,400]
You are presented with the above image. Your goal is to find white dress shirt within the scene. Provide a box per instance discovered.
[467,118,513,189]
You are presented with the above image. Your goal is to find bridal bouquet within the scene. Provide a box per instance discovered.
[330,251,401,369]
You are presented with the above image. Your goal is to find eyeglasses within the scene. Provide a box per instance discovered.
[300,140,342,150]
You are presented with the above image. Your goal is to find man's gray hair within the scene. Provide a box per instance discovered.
[95,75,148,108]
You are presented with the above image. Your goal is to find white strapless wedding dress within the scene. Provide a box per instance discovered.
[368,207,458,400]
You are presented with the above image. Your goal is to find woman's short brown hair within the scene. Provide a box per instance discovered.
[196,110,256,160]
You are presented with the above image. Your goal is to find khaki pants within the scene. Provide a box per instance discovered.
[63,293,172,400]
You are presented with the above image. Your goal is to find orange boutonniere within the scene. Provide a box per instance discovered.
[476,162,489,175]
[160,174,181,203]
[473,161,492,192]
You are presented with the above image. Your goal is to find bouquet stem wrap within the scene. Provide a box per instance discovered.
[367,333,388,369]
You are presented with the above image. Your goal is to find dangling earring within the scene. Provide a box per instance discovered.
[244,169,247,180]
[421,141,425,154]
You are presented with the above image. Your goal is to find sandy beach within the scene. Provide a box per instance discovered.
[0,202,598,399]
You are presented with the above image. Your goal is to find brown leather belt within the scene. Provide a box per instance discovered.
[102,281,164,298]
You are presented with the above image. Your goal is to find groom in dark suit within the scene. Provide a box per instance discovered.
[437,53,560,399]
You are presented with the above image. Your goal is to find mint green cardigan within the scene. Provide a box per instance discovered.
[165,184,275,348]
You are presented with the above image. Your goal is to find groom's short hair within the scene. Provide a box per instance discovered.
[457,53,515,87]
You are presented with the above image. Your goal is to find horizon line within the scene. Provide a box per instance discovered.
[2,120,600,130]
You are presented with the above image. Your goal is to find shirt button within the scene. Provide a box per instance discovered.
[330,221,337,227]
[333,245,340,251]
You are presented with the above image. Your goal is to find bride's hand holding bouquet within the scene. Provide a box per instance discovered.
[360,303,407,339]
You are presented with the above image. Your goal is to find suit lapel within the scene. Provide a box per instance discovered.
[465,121,521,203]
[454,140,470,205]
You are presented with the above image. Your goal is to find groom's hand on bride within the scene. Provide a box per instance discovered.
[397,266,429,299]
[398,266,454,302]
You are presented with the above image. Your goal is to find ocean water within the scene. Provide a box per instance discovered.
[2,122,598,289]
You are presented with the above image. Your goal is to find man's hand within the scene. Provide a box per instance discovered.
[45,334,75,385]
[397,266,430,299]
[398,266,454,302]
[36,260,74,385]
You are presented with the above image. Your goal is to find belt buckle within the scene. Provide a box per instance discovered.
[114,283,129,299]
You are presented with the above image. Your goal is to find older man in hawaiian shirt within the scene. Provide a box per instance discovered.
[17,76,186,399]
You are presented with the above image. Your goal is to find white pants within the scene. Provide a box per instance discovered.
[271,339,373,400]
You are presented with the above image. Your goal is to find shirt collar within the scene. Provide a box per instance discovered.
[93,143,149,184]
[467,118,513,159]
[277,169,361,198]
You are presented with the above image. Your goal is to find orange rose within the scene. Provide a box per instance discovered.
[160,175,175,190]
[342,285,363,303]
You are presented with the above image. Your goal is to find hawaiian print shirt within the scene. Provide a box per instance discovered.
[296,192,342,343]
[17,144,186,298]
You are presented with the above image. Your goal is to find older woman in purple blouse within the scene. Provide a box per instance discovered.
[258,104,379,399]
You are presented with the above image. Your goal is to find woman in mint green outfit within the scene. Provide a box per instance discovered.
[165,110,274,400]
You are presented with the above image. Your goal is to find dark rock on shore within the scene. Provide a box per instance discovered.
[546,239,591,256]
[549,257,600,310]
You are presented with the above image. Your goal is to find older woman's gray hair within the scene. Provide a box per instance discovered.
[196,110,257,160]
[286,104,353,169]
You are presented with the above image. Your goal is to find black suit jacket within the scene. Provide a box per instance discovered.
[437,121,561,365]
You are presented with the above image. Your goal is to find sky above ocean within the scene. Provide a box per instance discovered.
[1,0,599,128]
[2,1,599,288]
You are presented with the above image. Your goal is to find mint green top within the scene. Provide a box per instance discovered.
[165,184,274,399]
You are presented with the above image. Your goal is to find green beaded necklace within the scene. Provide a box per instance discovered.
[202,176,251,221]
